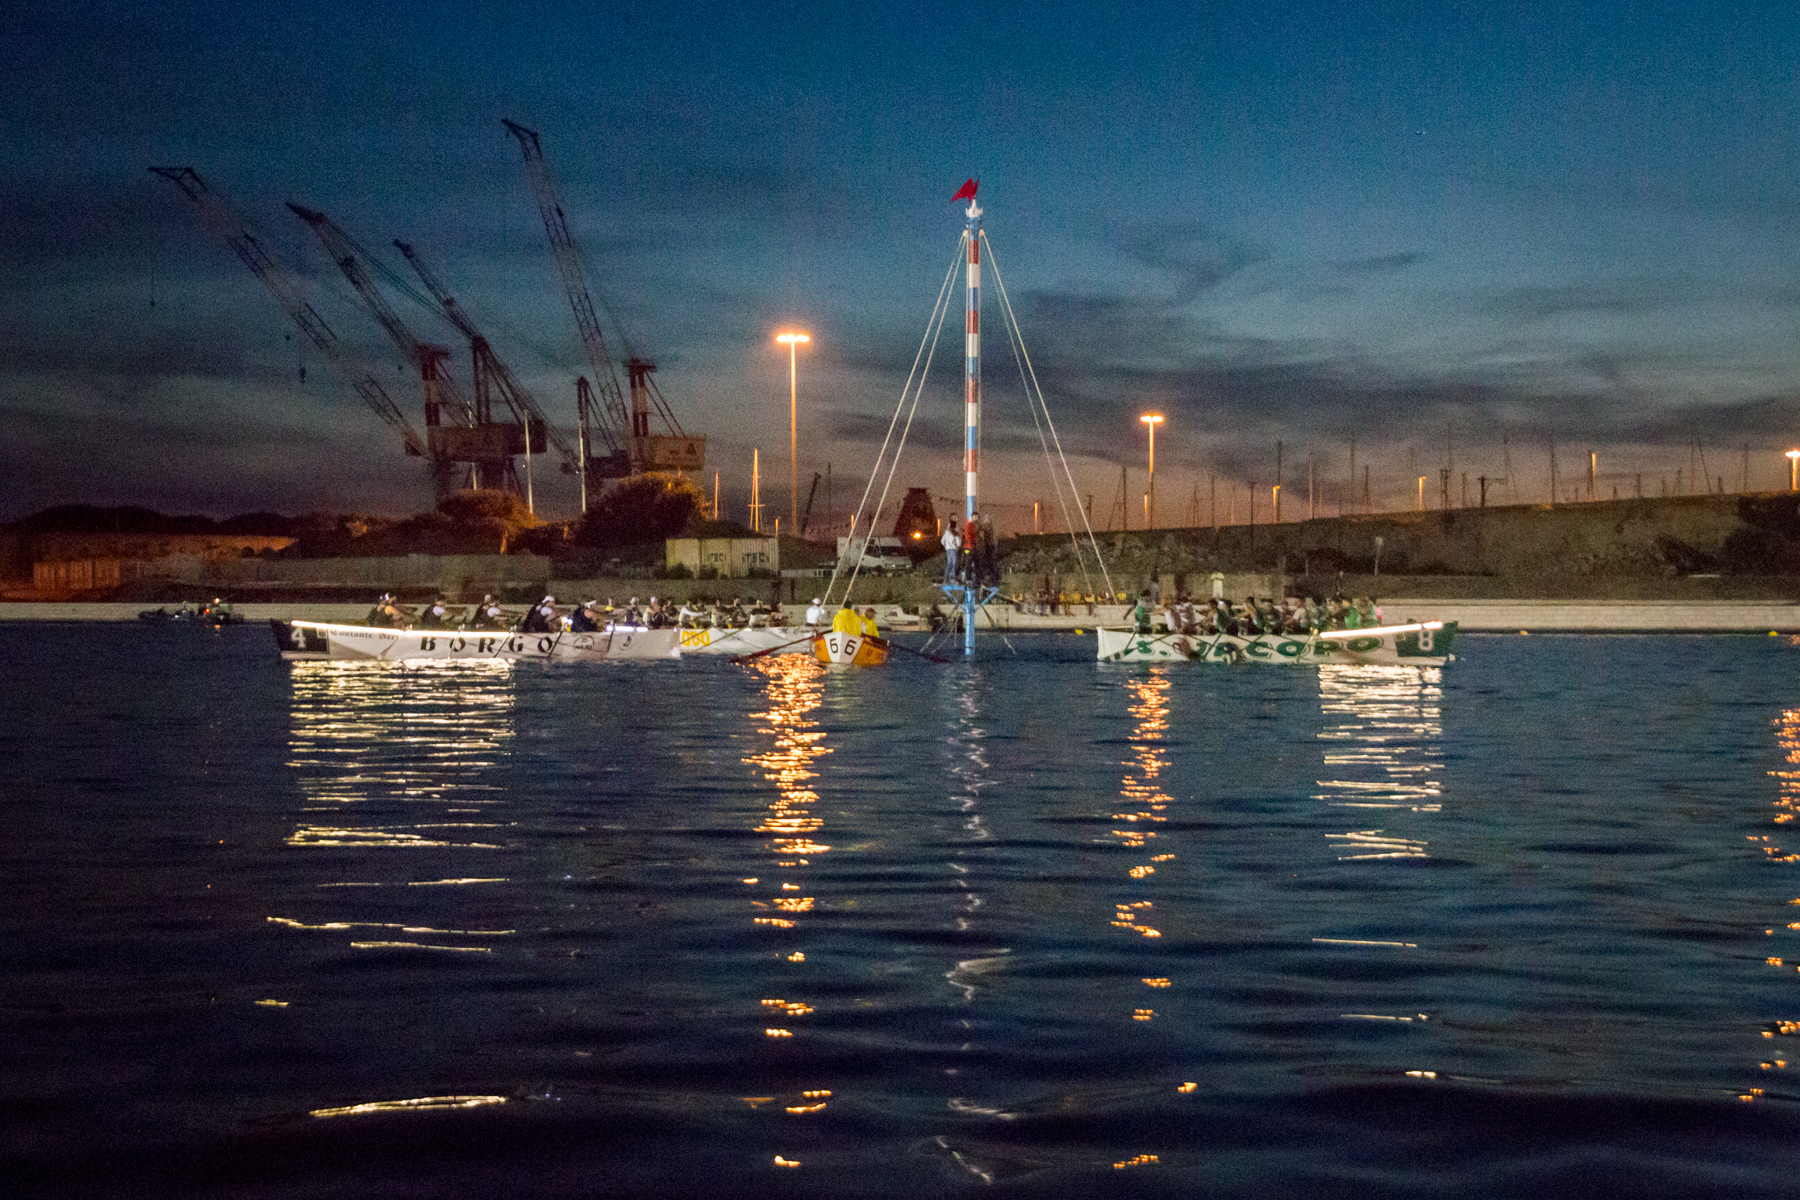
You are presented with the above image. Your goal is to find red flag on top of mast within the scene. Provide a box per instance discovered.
[951,178,978,203]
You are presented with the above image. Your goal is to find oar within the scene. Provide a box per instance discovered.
[731,631,818,663]
[882,637,949,665]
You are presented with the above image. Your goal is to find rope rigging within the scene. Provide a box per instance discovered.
[823,221,1116,612]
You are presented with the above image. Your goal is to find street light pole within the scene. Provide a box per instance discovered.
[776,331,811,532]
[1140,413,1164,530]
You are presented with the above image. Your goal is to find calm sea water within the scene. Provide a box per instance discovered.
[3,623,1798,1197]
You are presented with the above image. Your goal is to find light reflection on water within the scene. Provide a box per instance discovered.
[277,661,520,955]
[13,626,1800,1195]
[741,654,833,1129]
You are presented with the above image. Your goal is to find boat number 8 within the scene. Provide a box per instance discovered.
[1417,628,1434,652]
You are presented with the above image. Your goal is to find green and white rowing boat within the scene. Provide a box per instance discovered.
[1095,620,1457,667]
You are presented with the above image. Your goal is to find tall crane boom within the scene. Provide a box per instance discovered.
[503,118,704,480]
[286,203,473,431]
[392,239,578,473]
[501,118,629,459]
[149,167,427,458]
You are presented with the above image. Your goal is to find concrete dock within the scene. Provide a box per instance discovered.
[6,598,1800,631]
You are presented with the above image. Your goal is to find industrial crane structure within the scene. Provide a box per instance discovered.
[288,203,535,498]
[149,167,430,472]
[502,118,705,488]
[392,238,569,506]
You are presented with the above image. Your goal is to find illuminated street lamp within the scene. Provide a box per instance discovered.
[1140,413,1164,529]
[1787,448,1798,492]
[776,331,811,530]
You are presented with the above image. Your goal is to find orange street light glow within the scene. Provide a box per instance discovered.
[775,331,812,527]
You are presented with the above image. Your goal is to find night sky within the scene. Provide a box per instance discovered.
[8,1,1800,526]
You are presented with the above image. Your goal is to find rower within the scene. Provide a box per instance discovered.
[470,594,504,630]
[805,597,824,626]
[418,597,448,629]
[571,600,601,633]
[860,607,881,637]
[832,606,862,637]
[522,595,556,633]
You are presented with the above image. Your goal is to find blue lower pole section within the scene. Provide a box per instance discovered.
[964,586,975,656]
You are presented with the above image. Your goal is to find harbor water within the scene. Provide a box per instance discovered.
[3,624,1798,1196]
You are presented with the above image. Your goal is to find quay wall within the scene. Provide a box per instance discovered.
[7,598,1800,632]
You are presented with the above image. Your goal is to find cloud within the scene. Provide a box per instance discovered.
[1117,220,1267,303]
[1337,251,1427,276]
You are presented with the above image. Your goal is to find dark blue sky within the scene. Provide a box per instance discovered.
[7,1,1800,524]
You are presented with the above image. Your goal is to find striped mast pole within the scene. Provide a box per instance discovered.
[961,182,982,656]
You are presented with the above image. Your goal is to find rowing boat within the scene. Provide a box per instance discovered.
[813,627,890,666]
[676,624,820,655]
[271,619,680,662]
[1094,620,1457,667]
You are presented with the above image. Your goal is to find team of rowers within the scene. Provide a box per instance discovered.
[1134,593,1384,637]
[361,593,883,637]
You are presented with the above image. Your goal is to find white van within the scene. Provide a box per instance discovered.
[836,536,912,573]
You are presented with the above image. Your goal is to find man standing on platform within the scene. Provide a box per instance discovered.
[942,522,961,584]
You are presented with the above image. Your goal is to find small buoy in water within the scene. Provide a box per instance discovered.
[1519,630,1529,636]
[1771,630,1780,637]
[1073,628,1085,635]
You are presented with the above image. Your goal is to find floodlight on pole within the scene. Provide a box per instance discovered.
[1140,413,1164,529]
[776,331,811,530]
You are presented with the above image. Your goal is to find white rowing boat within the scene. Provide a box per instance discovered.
[272,619,680,662]
[675,624,820,655]
[1094,620,1457,667]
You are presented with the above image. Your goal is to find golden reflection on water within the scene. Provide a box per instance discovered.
[739,655,835,1131]
[1108,672,1173,1171]
[1114,675,1171,942]
[276,660,521,954]
[1756,707,1800,1098]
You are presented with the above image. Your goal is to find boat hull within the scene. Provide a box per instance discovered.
[271,619,680,662]
[813,629,889,667]
[1095,621,1456,667]
[676,625,819,655]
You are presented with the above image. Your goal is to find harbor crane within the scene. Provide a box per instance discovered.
[502,118,705,488]
[288,203,526,497]
[149,167,430,474]
[392,238,573,506]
